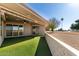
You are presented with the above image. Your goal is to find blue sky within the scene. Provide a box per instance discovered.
[26,3,79,30]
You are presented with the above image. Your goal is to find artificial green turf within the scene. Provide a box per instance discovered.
[35,37,52,56]
[0,36,40,56]
[1,36,35,47]
[0,36,52,56]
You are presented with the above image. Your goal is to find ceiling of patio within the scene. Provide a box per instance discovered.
[0,3,49,27]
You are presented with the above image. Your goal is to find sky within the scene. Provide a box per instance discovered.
[26,3,79,30]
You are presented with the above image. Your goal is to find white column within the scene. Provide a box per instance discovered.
[0,10,6,46]
[0,10,3,46]
[0,9,2,46]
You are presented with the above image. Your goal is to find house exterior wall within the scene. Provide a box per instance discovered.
[24,22,32,36]
[32,25,45,35]
[38,26,45,36]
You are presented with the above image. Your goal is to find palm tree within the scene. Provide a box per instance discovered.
[61,18,64,31]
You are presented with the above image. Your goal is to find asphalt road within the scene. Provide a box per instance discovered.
[50,31,79,50]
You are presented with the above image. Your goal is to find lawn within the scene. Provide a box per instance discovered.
[0,36,40,56]
[0,36,52,56]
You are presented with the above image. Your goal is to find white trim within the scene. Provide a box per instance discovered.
[45,32,79,56]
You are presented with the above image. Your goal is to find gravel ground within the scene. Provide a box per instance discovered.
[49,31,79,50]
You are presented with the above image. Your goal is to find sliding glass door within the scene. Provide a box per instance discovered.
[12,25,19,36]
[6,24,13,36]
[19,25,24,35]
[6,24,24,37]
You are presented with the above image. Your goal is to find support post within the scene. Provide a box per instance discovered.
[0,10,6,46]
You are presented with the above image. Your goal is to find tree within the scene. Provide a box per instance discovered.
[70,24,76,30]
[57,28,63,31]
[61,18,64,21]
[61,18,64,30]
[70,19,79,30]
[48,18,60,31]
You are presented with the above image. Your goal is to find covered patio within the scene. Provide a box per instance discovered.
[0,3,48,46]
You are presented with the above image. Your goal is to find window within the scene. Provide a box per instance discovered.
[6,24,24,37]
[6,24,13,36]
[12,25,19,36]
[32,26,38,34]
[19,25,24,35]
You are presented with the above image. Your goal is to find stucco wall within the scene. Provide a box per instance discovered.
[38,26,45,36]
[0,21,4,46]
[45,32,78,56]
[0,35,4,46]
[0,36,2,46]
[24,22,32,36]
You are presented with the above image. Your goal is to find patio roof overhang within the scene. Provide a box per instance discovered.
[3,11,42,26]
[5,12,33,23]
[0,3,49,27]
